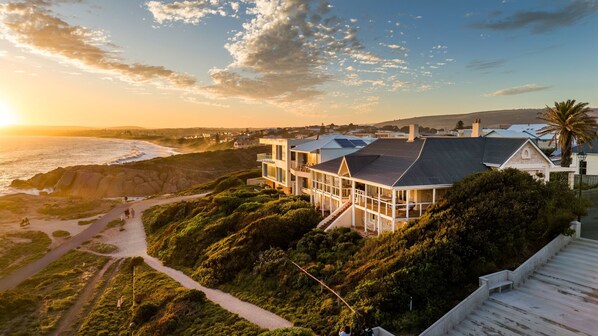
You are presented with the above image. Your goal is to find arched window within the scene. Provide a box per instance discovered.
[522,148,531,160]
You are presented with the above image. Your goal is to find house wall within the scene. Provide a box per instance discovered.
[503,142,552,181]
[574,153,598,176]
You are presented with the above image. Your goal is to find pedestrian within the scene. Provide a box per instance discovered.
[120,214,125,222]
[124,208,130,219]
[339,326,351,336]
[130,208,135,218]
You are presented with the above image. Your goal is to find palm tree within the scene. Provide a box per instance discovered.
[538,99,597,167]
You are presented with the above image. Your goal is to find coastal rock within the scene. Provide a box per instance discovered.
[10,146,267,198]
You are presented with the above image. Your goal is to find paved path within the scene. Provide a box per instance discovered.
[0,203,129,291]
[0,194,203,291]
[0,193,293,330]
[143,255,292,330]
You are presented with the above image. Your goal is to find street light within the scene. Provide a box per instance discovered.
[578,150,587,222]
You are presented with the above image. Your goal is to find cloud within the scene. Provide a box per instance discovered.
[486,84,551,96]
[146,0,239,25]
[201,0,368,103]
[473,0,598,33]
[0,1,197,88]
[466,58,506,70]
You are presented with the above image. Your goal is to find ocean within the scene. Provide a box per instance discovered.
[0,136,177,196]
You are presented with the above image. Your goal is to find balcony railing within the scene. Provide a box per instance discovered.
[257,153,274,162]
[291,162,313,172]
[354,189,433,219]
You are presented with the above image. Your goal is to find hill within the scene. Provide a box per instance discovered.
[10,147,266,198]
[376,108,598,130]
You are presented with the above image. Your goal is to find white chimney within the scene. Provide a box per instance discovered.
[408,124,419,142]
[471,119,483,137]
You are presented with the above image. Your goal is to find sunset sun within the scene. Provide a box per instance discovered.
[0,100,19,127]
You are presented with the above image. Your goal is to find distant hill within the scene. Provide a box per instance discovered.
[376,108,598,130]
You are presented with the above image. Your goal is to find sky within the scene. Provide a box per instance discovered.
[0,0,596,128]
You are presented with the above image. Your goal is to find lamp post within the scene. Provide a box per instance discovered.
[578,150,587,222]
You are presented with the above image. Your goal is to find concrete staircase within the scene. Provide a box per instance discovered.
[446,238,598,336]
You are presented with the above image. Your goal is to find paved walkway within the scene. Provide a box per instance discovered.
[0,193,293,330]
[0,202,129,291]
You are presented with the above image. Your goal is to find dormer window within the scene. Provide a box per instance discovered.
[522,148,531,160]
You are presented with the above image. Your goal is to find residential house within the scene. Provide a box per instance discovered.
[257,134,374,195]
[310,124,573,236]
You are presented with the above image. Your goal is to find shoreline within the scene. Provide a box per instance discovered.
[0,136,179,197]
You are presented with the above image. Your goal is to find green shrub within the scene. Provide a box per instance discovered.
[134,303,159,324]
[51,230,70,238]
[259,327,316,336]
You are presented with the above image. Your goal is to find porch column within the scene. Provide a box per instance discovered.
[295,177,299,196]
[351,180,356,228]
[432,188,436,203]
[377,187,381,234]
[391,189,396,232]
[364,209,367,234]
[406,189,410,220]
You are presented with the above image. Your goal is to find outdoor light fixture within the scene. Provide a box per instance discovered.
[578,149,587,222]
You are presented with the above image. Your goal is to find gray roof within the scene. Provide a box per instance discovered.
[311,137,529,187]
[291,134,372,153]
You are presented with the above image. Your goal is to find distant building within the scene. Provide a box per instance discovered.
[233,136,258,149]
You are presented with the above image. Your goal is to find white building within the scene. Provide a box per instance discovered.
[257,134,374,195]
[310,125,573,236]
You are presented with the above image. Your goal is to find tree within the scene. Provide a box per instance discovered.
[455,120,464,130]
[538,100,597,167]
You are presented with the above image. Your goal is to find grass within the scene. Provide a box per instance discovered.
[78,219,97,226]
[52,230,71,238]
[88,243,119,254]
[37,198,117,220]
[0,250,109,335]
[0,231,52,278]
[78,259,264,336]
[106,219,125,229]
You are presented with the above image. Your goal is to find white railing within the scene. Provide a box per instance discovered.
[291,162,313,172]
[257,153,274,162]
[420,221,580,336]
[317,201,351,230]
[354,190,434,219]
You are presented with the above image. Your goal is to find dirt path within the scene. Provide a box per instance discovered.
[52,258,120,336]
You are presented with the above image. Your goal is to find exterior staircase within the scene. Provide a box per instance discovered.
[444,238,598,336]
[317,201,351,231]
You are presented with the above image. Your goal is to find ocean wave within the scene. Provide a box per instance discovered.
[107,146,146,165]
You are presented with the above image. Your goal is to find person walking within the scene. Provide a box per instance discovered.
[340,326,351,336]
[130,208,135,218]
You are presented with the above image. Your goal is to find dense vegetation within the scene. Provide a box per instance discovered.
[0,251,109,335]
[79,258,264,335]
[0,231,51,278]
[145,168,584,335]
[143,183,321,287]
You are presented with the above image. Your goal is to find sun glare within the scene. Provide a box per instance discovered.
[0,100,19,127]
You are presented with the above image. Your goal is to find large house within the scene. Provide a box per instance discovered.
[310,124,573,236]
[257,134,374,195]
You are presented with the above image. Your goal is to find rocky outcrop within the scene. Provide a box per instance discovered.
[11,147,266,198]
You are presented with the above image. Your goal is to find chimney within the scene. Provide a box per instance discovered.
[408,124,419,142]
[471,119,483,138]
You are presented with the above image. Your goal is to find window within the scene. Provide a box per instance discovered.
[521,148,531,160]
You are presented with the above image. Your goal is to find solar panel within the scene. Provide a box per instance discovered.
[335,139,354,148]
[349,139,367,147]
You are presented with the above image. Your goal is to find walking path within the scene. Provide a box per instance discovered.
[0,203,129,291]
[0,192,293,330]
[52,258,120,336]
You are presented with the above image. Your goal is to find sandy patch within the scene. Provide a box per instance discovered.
[5,236,32,244]
[0,214,103,248]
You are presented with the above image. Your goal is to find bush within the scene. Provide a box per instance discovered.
[259,327,316,336]
[134,303,159,324]
[51,230,70,238]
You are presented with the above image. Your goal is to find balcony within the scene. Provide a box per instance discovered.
[354,189,433,219]
[291,163,312,177]
[257,153,274,162]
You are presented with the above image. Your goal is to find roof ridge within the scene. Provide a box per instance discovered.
[392,138,427,187]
